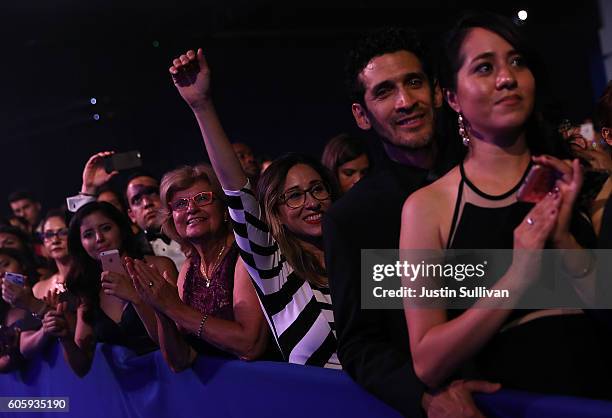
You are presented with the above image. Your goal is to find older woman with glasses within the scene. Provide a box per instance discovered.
[166,48,341,368]
[126,164,270,370]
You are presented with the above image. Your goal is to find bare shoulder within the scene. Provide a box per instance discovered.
[403,167,461,216]
[401,167,462,248]
[32,275,56,299]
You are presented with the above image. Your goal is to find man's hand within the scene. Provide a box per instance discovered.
[423,380,501,418]
[81,151,119,195]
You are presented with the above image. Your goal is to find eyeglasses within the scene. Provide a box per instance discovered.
[169,191,215,212]
[42,228,69,241]
[280,182,330,209]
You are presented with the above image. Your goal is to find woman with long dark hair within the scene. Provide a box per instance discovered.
[53,202,176,376]
[400,12,610,397]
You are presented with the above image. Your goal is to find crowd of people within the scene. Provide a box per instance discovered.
[1,11,612,418]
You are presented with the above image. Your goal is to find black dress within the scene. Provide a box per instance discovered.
[94,303,157,355]
[446,161,612,399]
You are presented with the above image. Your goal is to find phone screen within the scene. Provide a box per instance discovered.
[4,272,26,287]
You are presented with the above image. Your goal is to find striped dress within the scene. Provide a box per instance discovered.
[224,182,341,369]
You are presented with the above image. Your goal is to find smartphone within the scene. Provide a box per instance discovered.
[3,272,25,287]
[99,249,127,275]
[580,122,595,143]
[516,164,562,203]
[104,151,142,174]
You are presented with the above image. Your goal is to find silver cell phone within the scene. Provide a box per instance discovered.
[99,249,127,275]
[4,272,26,287]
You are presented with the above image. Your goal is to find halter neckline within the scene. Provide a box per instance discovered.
[459,159,532,201]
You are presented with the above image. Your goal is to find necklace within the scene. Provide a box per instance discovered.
[54,275,66,293]
[199,242,226,288]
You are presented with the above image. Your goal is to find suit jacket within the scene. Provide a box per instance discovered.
[323,157,431,418]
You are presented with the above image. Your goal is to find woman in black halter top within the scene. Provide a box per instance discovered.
[400,13,612,398]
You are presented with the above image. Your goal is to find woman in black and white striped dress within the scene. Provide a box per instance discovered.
[169,48,341,369]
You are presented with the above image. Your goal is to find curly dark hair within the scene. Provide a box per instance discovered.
[345,27,435,105]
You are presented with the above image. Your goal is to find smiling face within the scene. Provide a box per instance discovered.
[445,27,535,140]
[43,216,69,261]
[352,50,442,151]
[170,180,226,242]
[276,164,331,240]
[79,211,123,260]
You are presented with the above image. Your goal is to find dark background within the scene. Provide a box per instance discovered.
[0,0,607,215]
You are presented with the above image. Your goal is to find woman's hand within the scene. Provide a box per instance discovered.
[101,271,139,304]
[81,151,119,195]
[42,310,67,338]
[531,156,583,248]
[125,257,181,313]
[170,48,211,111]
[571,146,612,173]
[514,191,561,250]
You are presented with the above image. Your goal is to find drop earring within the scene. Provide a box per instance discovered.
[458,113,470,147]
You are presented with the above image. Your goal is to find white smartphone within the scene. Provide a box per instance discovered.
[580,122,595,143]
[99,249,127,275]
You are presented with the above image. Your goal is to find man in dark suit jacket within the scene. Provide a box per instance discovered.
[323,28,499,418]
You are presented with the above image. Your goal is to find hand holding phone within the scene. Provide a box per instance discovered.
[3,272,26,287]
[517,164,563,203]
[103,151,142,174]
[99,249,127,276]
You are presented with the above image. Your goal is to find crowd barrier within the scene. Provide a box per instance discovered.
[1,342,611,418]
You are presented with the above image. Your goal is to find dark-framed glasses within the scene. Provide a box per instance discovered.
[43,228,69,241]
[281,182,330,209]
[169,191,215,212]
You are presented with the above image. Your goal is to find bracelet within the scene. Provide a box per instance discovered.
[196,314,209,339]
[78,191,96,197]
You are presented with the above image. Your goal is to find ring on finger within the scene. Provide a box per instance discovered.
[527,217,535,226]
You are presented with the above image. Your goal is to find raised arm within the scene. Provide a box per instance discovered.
[170,49,246,191]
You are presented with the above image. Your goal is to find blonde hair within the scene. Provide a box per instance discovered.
[159,164,228,257]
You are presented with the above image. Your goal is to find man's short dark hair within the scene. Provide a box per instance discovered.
[345,27,434,105]
[124,170,159,201]
[8,190,38,204]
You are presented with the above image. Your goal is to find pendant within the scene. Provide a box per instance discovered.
[206,279,211,288]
